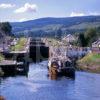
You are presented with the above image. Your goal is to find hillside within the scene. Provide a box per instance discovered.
[11,16,100,37]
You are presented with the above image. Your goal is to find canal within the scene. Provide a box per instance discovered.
[0,61,100,100]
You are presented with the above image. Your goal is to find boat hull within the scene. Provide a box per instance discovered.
[48,67,75,79]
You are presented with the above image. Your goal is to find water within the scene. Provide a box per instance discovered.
[0,61,100,100]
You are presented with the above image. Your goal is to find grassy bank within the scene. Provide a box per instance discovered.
[77,53,100,73]
[0,54,4,76]
[11,38,27,51]
[0,53,4,62]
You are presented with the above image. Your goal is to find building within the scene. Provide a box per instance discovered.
[92,39,100,53]
[62,34,75,43]
[92,39,100,48]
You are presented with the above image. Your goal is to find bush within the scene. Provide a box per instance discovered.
[0,54,4,62]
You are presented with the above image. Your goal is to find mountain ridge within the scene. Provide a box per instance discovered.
[11,16,100,37]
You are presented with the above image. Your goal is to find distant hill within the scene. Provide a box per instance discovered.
[11,16,100,37]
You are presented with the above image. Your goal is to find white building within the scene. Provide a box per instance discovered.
[62,34,75,43]
[92,38,100,48]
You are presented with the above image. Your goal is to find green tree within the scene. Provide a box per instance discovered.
[55,29,62,40]
[85,28,97,46]
[78,33,87,47]
[0,22,12,36]
[96,27,100,37]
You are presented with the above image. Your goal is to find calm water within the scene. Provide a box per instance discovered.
[0,61,100,100]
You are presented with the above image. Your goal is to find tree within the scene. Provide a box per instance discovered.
[85,28,97,46]
[96,27,100,37]
[55,29,62,40]
[78,33,87,47]
[0,22,12,36]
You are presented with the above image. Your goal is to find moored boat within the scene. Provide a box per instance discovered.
[48,57,75,79]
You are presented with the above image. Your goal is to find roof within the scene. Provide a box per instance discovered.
[62,34,75,40]
[92,39,100,45]
[92,39,100,47]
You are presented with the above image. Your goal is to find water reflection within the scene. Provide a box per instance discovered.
[0,61,100,100]
[1,65,29,78]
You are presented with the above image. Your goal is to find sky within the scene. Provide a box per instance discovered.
[0,0,100,22]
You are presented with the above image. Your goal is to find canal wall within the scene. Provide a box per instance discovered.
[0,38,49,76]
[29,38,49,62]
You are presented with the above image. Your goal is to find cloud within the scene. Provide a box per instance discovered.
[19,18,27,22]
[70,12,85,17]
[89,12,100,16]
[0,3,15,9]
[70,12,100,17]
[14,3,38,13]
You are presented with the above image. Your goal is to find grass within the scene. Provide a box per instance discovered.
[0,53,4,62]
[78,53,100,64]
[77,53,100,73]
[11,38,27,51]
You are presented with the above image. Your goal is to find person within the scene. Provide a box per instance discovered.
[47,60,51,70]
[49,62,58,80]
[57,60,62,72]
[0,96,5,100]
